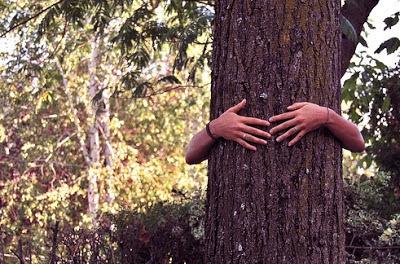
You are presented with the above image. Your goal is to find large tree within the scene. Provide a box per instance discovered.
[206,1,344,263]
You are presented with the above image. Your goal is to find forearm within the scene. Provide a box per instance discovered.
[325,109,365,152]
[185,127,215,164]
[185,99,271,164]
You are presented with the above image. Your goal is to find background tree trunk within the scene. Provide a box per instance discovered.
[88,33,101,225]
[205,1,344,263]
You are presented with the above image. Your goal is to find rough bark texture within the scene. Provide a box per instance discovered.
[206,1,344,263]
[98,88,115,204]
[88,33,101,224]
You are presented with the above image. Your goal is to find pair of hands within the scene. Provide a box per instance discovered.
[209,99,328,151]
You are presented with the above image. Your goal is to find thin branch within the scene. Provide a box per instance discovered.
[142,83,210,98]
[184,0,214,6]
[0,0,65,38]
[0,157,84,168]
[96,120,114,158]
[10,249,24,264]
[55,58,91,166]
[44,132,76,163]
[48,19,68,59]
[346,245,400,250]
[193,40,212,45]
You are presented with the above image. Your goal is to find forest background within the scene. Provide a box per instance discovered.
[0,0,399,263]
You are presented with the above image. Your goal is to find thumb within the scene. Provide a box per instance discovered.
[227,99,246,113]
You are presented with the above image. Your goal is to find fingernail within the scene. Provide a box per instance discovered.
[269,117,274,122]
[265,121,270,126]
[288,143,292,146]
[276,137,281,142]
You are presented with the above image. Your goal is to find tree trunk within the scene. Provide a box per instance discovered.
[340,0,380,76]
[88,33,101,225]
[205,1,344,263]
[97,88,115,204]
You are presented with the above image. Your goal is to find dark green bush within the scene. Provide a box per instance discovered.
[345,172,400,263]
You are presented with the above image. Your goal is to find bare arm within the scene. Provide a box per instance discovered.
[269,102,365,152]
[185,127,215,164]
[185,99,271,164]
[325,108,365,152]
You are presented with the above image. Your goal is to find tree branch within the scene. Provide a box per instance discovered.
[346,245,400,250]
[340,0,380,77]
[0,0,65,38]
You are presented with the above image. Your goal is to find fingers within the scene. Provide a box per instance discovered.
[276,126,300,142]
[270,119,298,135]
[241,132,268,145]
[236,138,257,151]
[287,102,308,110]
[269,111,296,123]
[241,125,271,139]
[227,99,246,113]
[288,130,307,146]
[241,116,270,126]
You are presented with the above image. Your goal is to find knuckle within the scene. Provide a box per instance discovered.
[234,124,242,130]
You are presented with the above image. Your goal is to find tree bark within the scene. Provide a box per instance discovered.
[97,88,115,204]
[340,0,380,76]
[205,1,344,263]
[88,33,101,225]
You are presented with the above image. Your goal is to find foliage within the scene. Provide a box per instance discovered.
[345,172,400,263]
[343,60,400,185]
[0,0,211,259]
[0,78,209,260]
[341,3,400,189]
[0,0,213,95]
[0,198,206,263]
[2,174,400,263]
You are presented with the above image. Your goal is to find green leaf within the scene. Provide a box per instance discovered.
[133,81,151,97]
[359,36,368,47]
[374,59,387,71]
[91,88,106,105]
[157,75,181,84]
[382,96,391,112]
[342,72,359,103]
[366,21,376,30]
[340,15,358,43]
[375,37,400,54]
[383,12,400,30]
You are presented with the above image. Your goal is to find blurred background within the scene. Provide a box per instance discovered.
[0,0,399,263]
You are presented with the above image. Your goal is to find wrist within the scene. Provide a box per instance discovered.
[318,106,330,127]
[323,108,335,127]
[208,119,221,139]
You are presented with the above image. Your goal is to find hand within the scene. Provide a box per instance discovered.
[269,102,328,146]
[210,99,271,151]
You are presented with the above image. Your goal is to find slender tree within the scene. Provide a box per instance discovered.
[206,1,344,263]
